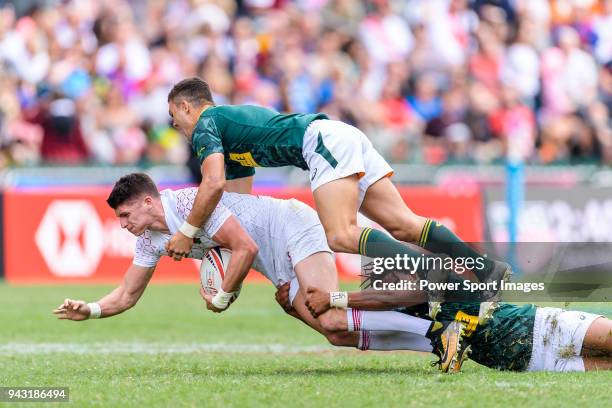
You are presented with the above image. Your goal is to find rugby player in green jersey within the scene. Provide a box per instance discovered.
[165,77,510,322]
[297,285,612,372]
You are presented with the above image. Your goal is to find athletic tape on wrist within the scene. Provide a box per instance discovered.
[87,302,102,319]
[179,221,200,238]
[212,289,235,310]
[330,292,348,309]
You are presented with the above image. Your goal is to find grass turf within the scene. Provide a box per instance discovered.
[1,282,610,408]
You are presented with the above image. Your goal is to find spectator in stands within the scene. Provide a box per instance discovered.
[0,0,609,169]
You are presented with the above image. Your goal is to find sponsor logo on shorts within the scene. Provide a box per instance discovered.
[310,168,318,181]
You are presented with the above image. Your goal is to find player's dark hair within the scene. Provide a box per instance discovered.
[107,173,160,209]
[168,77,215,107]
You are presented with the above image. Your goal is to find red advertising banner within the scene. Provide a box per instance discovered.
[4,188,203,284]
[4,186,482,284]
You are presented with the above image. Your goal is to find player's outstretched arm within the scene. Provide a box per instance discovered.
[52,264,155,321]
[167,153,226,260]
[200,215,259,312]
[305,287,426,317]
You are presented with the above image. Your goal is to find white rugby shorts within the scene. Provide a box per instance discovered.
[302,120,393,206]
[527,307,602,372]
[270,198,331,287]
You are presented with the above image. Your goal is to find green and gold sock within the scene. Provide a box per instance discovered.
[358,227,423,259]
[419,219,494,282]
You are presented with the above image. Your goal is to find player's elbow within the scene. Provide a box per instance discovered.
[203,176,226,196]
[244,239,259,259]
[121,295,138,311]
[120,290,141,310]
[232,236,258,260]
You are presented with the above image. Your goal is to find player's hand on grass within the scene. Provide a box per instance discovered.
[305,287,330,318]
[199,287,226,313]
[52,298,90,321]
[166,231,193,261]
[275,282,293,314]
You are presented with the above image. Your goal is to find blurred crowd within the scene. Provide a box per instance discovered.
[0,0,611,168]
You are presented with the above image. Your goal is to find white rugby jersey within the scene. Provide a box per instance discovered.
[133,188,299,284]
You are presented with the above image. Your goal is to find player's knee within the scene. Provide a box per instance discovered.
[386,215,426,243]
[325,227,359,253]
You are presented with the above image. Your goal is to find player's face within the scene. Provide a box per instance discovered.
[115,197,154,236]
[168,100,195,141]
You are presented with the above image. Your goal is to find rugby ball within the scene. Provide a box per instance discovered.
[200,247,232,294]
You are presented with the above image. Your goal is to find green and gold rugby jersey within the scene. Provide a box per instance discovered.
[191,105,328,179]
[403,302,537,371]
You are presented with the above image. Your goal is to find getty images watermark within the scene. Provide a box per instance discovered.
[360,242,612,302]
[368,253,544,293]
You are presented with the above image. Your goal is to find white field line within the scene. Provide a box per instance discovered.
[0,342,335,355]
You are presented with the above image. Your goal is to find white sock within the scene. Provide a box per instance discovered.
[358,330,433,352]
[347,308,432,336]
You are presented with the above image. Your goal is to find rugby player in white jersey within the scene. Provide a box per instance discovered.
[53,173,466,372]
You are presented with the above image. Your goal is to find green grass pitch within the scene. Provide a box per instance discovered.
[1,282,610,407]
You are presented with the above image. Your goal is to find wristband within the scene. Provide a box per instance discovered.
[211,288,235,310]
[330,292,348,309]
[179,221,200,238]
[87,302,102,319]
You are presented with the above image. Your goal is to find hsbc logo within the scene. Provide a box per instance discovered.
[35,200,104,277]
